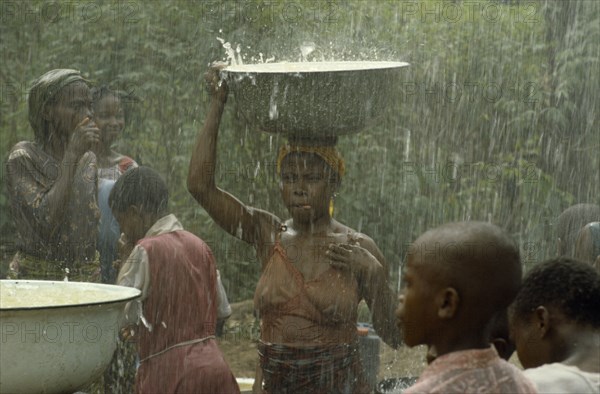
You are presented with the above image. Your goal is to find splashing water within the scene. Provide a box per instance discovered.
[404,129,411,161]
[235,44,243,65]
[300,41,316,62]
[269,80,279,120]
[217,37,243,65]
[217,39,334,67]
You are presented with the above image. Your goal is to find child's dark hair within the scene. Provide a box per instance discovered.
[511,257,600,328]
[489,309,510,342]
[488,308,515,361]
[109,166,168,215]
[91,84,138,123]
[575,222,600,266]
[92,85,125,107]
[92,85,115,102]
[557,204,600,257]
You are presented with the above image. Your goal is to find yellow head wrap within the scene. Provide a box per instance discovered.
[276,144,345,178]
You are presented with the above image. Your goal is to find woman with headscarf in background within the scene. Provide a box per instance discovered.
[6,69,101,281]
[188,65,400,394]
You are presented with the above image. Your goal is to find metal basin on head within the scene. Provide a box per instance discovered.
[0,280,140,394]
[223,61,409,139]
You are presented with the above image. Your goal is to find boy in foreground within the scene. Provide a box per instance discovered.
[396,221,536,393]
[110,166,239,393]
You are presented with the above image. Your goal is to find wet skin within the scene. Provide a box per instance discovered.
[395,222,522,359]
[509,312,548,369]
[93,94,125,152]
[187,64,400,348]
[112,207,159,247]
[45,81,99,158]
[277,153,347,279]
[34,80,100,230]
[187,63,402,393]
[395,251,440,348]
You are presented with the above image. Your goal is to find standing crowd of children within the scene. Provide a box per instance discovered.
[5,68,599,393]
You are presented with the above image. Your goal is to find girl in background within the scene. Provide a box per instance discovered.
[92,85,138,283]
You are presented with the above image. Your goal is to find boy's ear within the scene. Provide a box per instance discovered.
[533,306,551,338]
[437,287,459,319]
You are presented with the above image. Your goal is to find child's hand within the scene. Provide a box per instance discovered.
[205,62,228,103]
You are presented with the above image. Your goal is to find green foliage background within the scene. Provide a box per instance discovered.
[1,0,598,299]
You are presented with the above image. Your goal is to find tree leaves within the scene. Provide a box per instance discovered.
[1,0,598,297]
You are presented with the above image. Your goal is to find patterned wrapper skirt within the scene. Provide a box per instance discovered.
[258,340,370,394]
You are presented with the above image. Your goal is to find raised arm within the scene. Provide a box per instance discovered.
[46,117,101,229]
[187,66,279,245]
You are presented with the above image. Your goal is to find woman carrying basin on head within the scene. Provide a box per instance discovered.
[188,65,400,394]
[6,69,100,282]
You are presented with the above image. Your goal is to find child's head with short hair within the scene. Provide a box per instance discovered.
[574,222,600,270]
[509,257,600,369]
[557,204,600,257]
[109,166,169,243]
[396,221,521,357]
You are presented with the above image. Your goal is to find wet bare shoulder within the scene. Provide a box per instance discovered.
[330,220,355,236]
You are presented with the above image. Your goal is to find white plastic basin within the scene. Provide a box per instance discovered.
[0,280,140,394]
